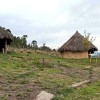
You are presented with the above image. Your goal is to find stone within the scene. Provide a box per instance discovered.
[36,91,54,100]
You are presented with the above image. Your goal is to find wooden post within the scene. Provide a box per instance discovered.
[96,57,97,63]
[2,48,4,53]
[4,40,7,53]
[89,56,92,63]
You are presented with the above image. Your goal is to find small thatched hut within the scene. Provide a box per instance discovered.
[58,31,98,59]
[0,27,13,53]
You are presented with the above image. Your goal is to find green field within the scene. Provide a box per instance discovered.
[0,49,100,100]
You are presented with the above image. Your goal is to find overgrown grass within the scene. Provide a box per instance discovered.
[0,50,100,100]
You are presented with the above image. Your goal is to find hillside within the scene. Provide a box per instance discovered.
[0,48,100,100]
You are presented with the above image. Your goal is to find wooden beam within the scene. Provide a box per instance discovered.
[70,80,91,88]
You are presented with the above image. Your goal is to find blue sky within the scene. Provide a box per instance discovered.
[0,0,100,49]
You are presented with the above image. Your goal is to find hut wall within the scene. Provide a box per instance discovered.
[61,51,88,59]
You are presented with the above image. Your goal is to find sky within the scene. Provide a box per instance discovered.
[0,0,100,50]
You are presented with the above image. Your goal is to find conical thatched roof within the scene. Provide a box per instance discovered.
[58,31,98,52]
[0,27,13,43]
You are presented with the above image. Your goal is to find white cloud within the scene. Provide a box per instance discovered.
[0,0,100,50]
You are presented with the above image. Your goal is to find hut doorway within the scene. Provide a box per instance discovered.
[88,48,98,54]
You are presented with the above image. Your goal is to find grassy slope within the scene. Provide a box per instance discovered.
[0,50,100,100]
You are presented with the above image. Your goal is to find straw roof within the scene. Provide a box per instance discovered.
[58,31,98,52]
[0,27,13,40]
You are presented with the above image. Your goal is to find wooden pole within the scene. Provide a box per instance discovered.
[96,57,97,63]
[70,80,91,88]
[2,48,4,53]
[4,40,7,53]
[89,56,91,63]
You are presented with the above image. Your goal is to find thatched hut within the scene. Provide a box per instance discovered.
[58,31,98,59]
[0,27,13,53]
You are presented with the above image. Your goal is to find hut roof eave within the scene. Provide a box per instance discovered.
[0,27,13,41]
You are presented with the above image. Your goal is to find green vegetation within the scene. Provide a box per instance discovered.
[0,49,100,100]
[11,35,52,51]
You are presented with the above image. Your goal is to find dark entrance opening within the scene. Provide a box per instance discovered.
[88,48,98,54]
[0,39,5,52]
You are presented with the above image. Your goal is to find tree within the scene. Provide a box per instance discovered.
[11,36,21,48]
[43,42,46,47]
[83,30,90,51]
[83,30,95,51]
[27,43,32,49]
[11,35,28,48]
[21,35,28,48]
[39,43,51,51]
[31,40,38,50]
[6,29,11,33]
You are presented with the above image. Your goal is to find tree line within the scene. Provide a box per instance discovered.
[11,35,52,51]
[0,26,54,51]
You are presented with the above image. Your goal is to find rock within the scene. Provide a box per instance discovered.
[36,91,54,100]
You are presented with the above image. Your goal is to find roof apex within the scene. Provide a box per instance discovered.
[76,30,79,33]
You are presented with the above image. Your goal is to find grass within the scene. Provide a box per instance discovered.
[0,49,100,100]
